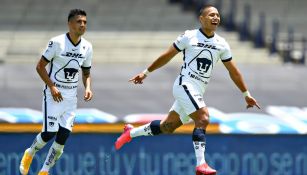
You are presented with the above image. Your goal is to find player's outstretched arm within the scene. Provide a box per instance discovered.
[129,45,179,84]
[222,60,260,109]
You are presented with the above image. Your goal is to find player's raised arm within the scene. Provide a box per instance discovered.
[129,45,179,84]
[222,59,260,109]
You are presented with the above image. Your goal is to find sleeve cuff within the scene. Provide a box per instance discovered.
[173,43,182,52]
[81,66,91,69]
[42,55,50,62]
[222,57,232,62]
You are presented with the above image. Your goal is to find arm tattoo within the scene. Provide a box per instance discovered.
[82,69,90,77]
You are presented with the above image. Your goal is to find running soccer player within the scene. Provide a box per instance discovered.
[115,5,260,175]
[19,9,93,175]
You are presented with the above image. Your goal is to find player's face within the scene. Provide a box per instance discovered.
[199,7,220,32]
[68,15,87,36]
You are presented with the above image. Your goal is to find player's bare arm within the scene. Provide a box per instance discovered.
[223,60,260,109]
[82,68,93,101]
[129,45,179,84]
[36,57,63,102]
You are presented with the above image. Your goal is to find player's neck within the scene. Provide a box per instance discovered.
[68,32,81,45]
[200,28,215,38]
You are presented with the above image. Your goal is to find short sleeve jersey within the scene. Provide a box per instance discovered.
[42,33,93,98]
[173,29,232,92]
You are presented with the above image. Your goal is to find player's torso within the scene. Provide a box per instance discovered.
[180,30,227,90]
[48,34,90,94]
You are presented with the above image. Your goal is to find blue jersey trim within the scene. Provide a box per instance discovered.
[182,85,200,110]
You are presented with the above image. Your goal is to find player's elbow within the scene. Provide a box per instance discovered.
[36,63,46,74]
[36,64,42,73]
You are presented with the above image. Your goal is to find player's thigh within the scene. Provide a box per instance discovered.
[173,84,206,118]
[58,99,77,131]
[160,110,183,133]
[42,96,63,132]
[170,100,191,124]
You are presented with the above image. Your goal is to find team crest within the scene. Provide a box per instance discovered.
[188,49,213,78]
[54,59,80,83]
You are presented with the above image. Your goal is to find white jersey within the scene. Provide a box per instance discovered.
[173,29,232,93]
[42,33,93,98]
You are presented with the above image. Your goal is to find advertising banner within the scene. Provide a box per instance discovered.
[0,133,306,175]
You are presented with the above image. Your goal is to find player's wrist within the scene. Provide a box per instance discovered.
[243,90,251,98]
[142,69,150,76]
[49,83,56,89]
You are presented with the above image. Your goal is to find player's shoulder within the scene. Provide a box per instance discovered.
[45,34,65,49]
[81,37,93,48]
[49,33,66,45]
[177,29,199,42]
[183,29,199,37]
[213,33,230,48]
[51,33,66,41]
[214,33,228,43]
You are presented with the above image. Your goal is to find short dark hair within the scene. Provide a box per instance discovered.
[68,9,87,22]
[199,5,215,16]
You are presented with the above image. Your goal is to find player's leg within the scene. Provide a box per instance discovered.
[20,96,58,175]
[39,125,70,173]
[175,84,216,174]
[19,132,56,175]
[160,110,184,133]
[39,101,75,174]
[131,110,183,136]
[189,107,209,166]
[189,107,216,175]
[115,110,183,150]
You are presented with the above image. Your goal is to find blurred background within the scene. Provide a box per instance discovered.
[0,0,307,174]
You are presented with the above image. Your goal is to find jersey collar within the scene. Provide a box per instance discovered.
[66,33,81,47]
[199,28,215,39]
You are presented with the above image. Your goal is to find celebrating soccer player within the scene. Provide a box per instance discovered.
[115,5,260,175]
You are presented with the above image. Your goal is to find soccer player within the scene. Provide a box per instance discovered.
[115,5,260,175]
[19,9,93,175]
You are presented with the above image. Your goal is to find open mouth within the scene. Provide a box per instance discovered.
[211,21,219,25]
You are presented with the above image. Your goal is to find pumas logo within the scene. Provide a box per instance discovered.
[196,57,212,75]
[49,122,54,127]
[64,68,78,81]
[54,59,80,83]
[188,50,213,78]
[61,52,85,59]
